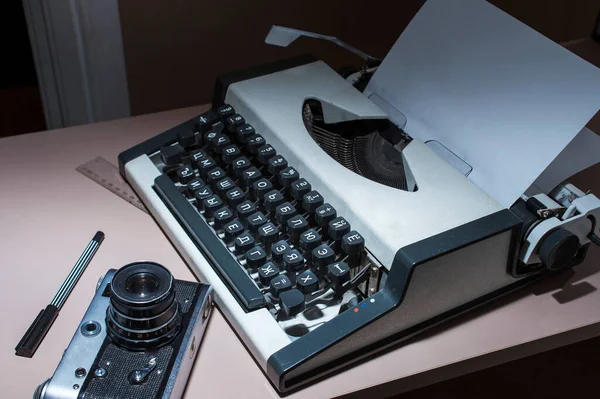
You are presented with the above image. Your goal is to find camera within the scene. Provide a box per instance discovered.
[34,262,213,399]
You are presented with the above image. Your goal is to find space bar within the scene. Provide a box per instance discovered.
[154,174,265,311]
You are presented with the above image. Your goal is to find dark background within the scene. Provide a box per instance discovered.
[2,0,600,136]
[0,0,45,136]
[1,0,37,89]
[118,0,600,115]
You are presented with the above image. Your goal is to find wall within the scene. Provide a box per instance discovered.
[118,0,600,116]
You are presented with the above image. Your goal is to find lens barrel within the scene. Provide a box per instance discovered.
[106,262,181,350]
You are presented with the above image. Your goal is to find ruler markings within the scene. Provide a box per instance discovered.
[76,157,148,214]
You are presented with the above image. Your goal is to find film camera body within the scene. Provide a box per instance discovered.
[35,262,213,399]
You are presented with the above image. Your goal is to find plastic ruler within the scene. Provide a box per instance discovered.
[76,157,148,214]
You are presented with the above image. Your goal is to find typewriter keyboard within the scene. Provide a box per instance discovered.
[152,105,383,336]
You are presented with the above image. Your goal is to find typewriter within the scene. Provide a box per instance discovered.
[119,0,600,393]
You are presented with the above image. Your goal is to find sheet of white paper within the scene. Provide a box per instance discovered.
[534,127,600,193]
[364,0,600,207]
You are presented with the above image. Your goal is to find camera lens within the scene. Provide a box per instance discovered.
[125,272,161,297]
[106,262,181,351]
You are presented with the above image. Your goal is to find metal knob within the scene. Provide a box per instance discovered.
[539,228,580,271]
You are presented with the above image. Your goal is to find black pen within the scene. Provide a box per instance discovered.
[15,231,105,358]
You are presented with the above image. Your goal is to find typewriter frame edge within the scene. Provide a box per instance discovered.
[117,59,576,395]
[265,209,551,393]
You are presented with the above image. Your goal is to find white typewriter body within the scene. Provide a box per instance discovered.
[125,60,529,374]
[226,61,504,269]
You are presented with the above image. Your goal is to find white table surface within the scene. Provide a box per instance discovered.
[1,106,599,398]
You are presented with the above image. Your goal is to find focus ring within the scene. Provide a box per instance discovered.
[106,304,181,351]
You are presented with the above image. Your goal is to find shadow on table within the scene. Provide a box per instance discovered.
[552,280,597,304]
[308,251,600,398]
[358,334,600,399]
[343,256,600,378]
[336,265,600,399]
[532,252,600,304]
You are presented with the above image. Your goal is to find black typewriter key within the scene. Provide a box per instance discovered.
[211,134,231,154]
[187,177,205,194]
[245,246,267,269]
[160,144,185,166]
[203,194,223,218]
[279,289,306,318]
[241,166,262,188]
[225,186,245,207]
[278,166,299,188]
[204,130,219,147]
[236,200,256,223]
[327,261,350,289]
[269,274,292,297]
[287,214,309,242]
[302,190,324,213]
[315,203,337,227]
[258,222,279,245]
[217,104,235,120]
[296,270,318,294]
[271,240,291,263]
[246,134,266,154]
[267,155,288,175]
[181,152,194,166]
[234,231,255,253]
[342,231,365,255]
[194,114,214,134]
[215,177,235,195]
[213,206,234,230]
[177,129,196,147]
[225,114,245,133]
[299,229,322,257]
[235,123,255,143]
[198,157,218,177]
[312,244,336,270]
[247,211,268,233]
[194,187,213,210]
[257,144,277,165]
[342,230,365,267]
[328,217,351,241]
[190,150,207,167]
[258,262,279,286]
[275,202,297,227]
[224,219,244,242]
[252,178,273,201]
[176,165,195,184]
[193,131,203,146]
[263,190,285,212]
[207,167,226,187]
[290,178,311,201]
[282,249,304,272]
[221,144,241,164]
[232,156,252,178]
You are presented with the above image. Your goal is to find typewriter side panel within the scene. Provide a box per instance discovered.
[267,209,540,392]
